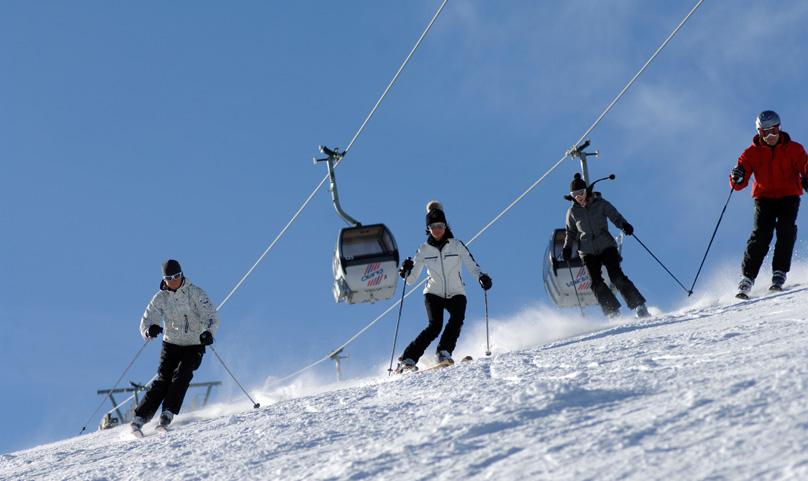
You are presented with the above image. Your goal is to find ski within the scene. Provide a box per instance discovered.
[424,355,473,371]
[129,424,171,438]
[394,356,473,375]
[424,359,454,371]
[737,284,789,300]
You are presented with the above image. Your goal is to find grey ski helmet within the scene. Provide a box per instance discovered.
[756,110,780,130]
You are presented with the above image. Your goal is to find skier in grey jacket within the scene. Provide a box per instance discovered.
[562,173,649,318]
[130,259,219,433]
[395,201,492,373]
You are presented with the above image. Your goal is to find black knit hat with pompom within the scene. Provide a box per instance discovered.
[570,173,587,192]
[425,200,447,227]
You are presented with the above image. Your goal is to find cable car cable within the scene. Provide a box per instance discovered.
[258,0,706,387]
[467,0,704,245]
[343,0,449,156]
[89,1,464,423]
[217,175,328,311]
[216,2,448,312]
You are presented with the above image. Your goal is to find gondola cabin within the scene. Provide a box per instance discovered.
[333,223,400,304]
[542,228,618,308]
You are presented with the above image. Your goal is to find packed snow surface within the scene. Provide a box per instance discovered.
[3,286,808,480]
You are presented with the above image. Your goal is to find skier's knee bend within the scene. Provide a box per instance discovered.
[423,322,443,339]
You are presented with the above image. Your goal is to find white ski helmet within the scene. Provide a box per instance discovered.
[756,110,781,130]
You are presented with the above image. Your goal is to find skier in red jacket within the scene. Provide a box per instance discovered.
[730,110,808,298]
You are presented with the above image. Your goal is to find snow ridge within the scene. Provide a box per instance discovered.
[3,288,808,480]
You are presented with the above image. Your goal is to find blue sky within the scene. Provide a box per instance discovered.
[2,1,807,454]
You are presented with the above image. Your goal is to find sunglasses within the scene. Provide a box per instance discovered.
[163,272,183,281]
[428,222,446,230]
[759,125,780,135]
[570,190,586,199]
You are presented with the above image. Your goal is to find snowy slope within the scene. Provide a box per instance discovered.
[3,286,808,480]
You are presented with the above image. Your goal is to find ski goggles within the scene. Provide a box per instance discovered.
[163,272,183,281]
[427,222,446,230]
[570,190,586,199]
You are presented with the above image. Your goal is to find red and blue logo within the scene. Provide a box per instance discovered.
[566,266,592,291]
[362,263,384,286]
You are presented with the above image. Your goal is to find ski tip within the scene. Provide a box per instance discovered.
[735,292,749,300]
[154,425,168,434]
[461,356,473,362]
[130,429,144,439]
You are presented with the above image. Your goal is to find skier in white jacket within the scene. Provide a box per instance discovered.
[130,259,219,434]
[395,201,492,373]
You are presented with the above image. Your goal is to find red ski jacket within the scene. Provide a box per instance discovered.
[731,131,808,199]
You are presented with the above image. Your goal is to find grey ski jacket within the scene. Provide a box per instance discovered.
[140,277,220,346]
[405,236,484,298]
[563,192,628,256]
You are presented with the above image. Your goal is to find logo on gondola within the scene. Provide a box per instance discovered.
[362,263,385,286]
[566,266,592,291]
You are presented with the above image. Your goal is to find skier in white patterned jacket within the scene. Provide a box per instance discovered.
[130,259,219,433]
[395,201,492,373]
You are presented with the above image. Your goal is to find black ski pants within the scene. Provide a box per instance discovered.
[401,293,466,363]
[581,246,646,316]
[134,341,205,420]
[742,196,800,281]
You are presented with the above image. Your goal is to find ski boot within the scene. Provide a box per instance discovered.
[636,304,651,318]
[130,416,146,438]
[736,276,753,300]
[770,270,786,292]
[155,411,173,433]
[395,358,418,374]
[437,350,454,365]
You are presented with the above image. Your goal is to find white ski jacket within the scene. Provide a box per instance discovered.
[405,236,484,298]
[140,277,220,346]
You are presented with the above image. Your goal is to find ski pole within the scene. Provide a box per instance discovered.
[79,339,149,435]
[484,290,491,356]
[565,258,586,317]
[210,345,260,409]
[689,184,736,295]
[631,233,692,295]
[387,277,409,375]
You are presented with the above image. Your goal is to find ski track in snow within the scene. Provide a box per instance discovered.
[3,288,808,480]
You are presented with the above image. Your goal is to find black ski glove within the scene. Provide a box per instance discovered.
[562,247,572,261]
[479,274,492,290]
[399,257,414,279]
[802,178,808,192]
[622,222,634,236]
[146,324,163,339]
[199,331,214,346]
[731,165,745,185]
